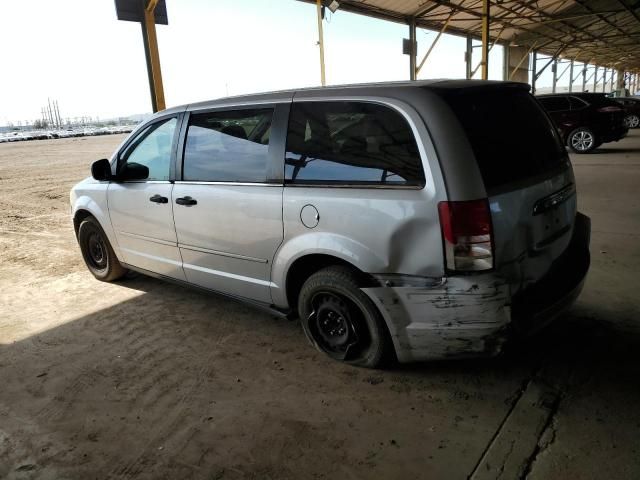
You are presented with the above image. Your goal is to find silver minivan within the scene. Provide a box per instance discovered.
[71,80,590,368]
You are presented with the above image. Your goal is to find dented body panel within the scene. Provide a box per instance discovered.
[362,213,590,363]
[363,275,510,363]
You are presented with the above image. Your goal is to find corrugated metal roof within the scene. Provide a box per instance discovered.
[300,0,640,71]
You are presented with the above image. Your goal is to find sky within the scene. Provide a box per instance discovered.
[0,0,568,125]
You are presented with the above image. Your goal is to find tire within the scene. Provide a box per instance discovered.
[78,216,127,282]
[624,114,640,129]
[567,127,597,154]
[297,266,392,368]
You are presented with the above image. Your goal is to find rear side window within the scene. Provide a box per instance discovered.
[439,89,566,191]
[537,96,570,112]
[183,109,273,182]
[285,101,424,187]
[578,94,620,108]
[568,96,587,110]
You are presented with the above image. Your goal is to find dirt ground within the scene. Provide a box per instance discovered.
[1,132,639,480]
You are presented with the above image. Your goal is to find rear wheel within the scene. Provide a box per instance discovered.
[78,217,127,282]
[624,114,640,129]
[298,266,391,368]
[567,127,596,153]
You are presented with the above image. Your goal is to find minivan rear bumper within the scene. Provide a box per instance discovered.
[510,212,590,334]
[362,213,590,363]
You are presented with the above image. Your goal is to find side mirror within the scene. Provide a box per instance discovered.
[91,158,112,181]
[118,162,149,181]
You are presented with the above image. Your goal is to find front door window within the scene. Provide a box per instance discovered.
[120,117,177,181]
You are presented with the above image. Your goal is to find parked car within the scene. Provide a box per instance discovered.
[606,88,630,98]
[536,93,627,153]
[71,81,590,367]
[612,97,640,129]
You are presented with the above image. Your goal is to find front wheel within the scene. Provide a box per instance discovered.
[624,114,640,129]
[298,266,392,368]
[567,127,597,153]
[78,217,127,282]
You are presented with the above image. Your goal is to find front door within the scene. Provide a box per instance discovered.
[108,116,186,281]
[172,107,284,303]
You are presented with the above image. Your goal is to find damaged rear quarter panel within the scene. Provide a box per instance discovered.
[362,275,511,363]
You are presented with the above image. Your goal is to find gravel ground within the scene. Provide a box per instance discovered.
[1,133,639,479]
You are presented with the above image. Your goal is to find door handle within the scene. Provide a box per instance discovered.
[149,194,168,204]
[175,196,197,206]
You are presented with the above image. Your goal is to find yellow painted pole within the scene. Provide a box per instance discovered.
[316,0,326,86]
[143,0,166,111]
[471,26,507,78]
[481,0,490,80]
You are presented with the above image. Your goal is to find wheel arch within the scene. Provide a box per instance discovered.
[73,208,94,237]
[284,254,379,314]
[71,194,121,259]
[271,232,387,310]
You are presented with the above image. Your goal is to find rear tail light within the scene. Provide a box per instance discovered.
[597,106,623,113]
[438,199,494,272]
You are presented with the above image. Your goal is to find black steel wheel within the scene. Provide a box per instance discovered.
[298,266,392,368]
[78,216,127,282]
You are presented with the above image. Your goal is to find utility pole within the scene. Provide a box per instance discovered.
[47,99,55,127]
[54,100,62,129]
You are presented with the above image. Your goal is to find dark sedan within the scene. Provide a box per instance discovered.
[537,93,628,153]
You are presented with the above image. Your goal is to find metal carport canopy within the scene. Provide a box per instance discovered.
[299,0,640,72]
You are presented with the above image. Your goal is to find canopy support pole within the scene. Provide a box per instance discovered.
[316,0,326,86]
[480,0,490,80]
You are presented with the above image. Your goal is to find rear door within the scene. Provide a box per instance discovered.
[171,105,287,303]
[439,88,576,294]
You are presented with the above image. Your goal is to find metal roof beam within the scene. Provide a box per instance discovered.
[534,45,567,80]
[294,0,640,71]
[572,0,631,36]
[448,0,575,46]
[506,0,607,46]
[616,0,640,24]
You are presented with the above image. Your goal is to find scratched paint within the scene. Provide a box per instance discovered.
[362,276,511,363]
